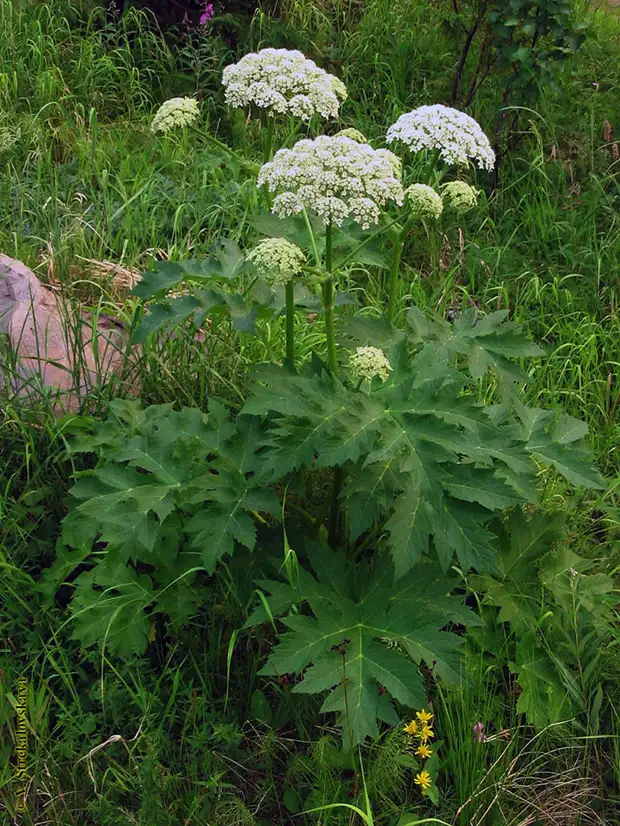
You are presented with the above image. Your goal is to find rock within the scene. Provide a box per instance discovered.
[0,254,134,414]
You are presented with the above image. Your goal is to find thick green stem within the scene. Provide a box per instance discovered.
[302,208,321,268]
[322,277,338,377]
[322,221,342,547]
[322,222,338,375]
[260,115,276,209]
[387,231,404,325]
[262,114,276,164]
[426,147,443,185]
[325,220,333,274]
[285,280,296,372]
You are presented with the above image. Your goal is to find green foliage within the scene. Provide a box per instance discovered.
[444,0,587,110]
[246,312,602,578]
[472,510,616,729]
[48,303,604,743]
[256,545,478,746]
[3,0,619,820]
[42,399,278,655]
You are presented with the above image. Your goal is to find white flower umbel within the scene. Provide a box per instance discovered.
[222,48,347,121]
[442,181,479,213]
[386,104,495,171]
[258,135,404,229]
[151,97,200,134]
[406,183,443,219]
[247,238,305,287]
[349,346,393,383]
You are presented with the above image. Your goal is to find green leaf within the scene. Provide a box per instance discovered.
[471,509,565,631]
[178,239,246,281]
[434,498,499,573]
[384,477,433,576]
[515,401,605,489]
[131,295,201,344]
[132,240,246,301]
[250,689,272,725]
[247,361,560,575]
[132,261,186,299]
[259,548,469,745]
[70,566,153,658]
[407,307,543,387]
[224,292,258,334]
[247,213,322,250]
[511,634,569,727]
[69,466,176,556]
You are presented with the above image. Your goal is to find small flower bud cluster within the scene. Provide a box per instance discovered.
[247,238,305,286]
[406,183,443,219]
[151,97,200,134]
[222,48,347,121]
[335,127,368,143]
[386,104,495,171]
[349,346,392,383]
[441,180,479,213]
[258,135,404,228]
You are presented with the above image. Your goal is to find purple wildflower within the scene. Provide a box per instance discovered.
[199,3,214,25]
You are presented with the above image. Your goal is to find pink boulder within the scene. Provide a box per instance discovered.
[0,254,133,414]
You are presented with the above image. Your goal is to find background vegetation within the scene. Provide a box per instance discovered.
[1,0,619,823]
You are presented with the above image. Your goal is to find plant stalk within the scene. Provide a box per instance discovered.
[387,228,404,324]
[321,221,343,546]
[285,280,295,371]
[322,222,338,375]
[262,114,276,164]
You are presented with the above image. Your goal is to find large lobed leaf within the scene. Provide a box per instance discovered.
[244,346,601,578]
[257,544,480,746]
[50,400,277,656]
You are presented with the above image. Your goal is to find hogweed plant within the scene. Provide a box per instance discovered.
[44,48,606,755]
[258,133,404,372]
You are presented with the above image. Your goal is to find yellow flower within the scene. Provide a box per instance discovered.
[415,743,433,759]
[403,720,418,736]
[414,770,432,791]
[418,725,434,743]
[416,708,433,724]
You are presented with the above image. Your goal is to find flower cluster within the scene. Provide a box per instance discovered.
[336,127,368,143]
[258,135,404,228]
[406,183,443,219]
[386,104,495,171]
[442,180,479,213]
[222,48,347,121]
[404,709,435,793]
[199,1,214,25]
[151,97,200,134]
[247,238,305,287]
[349,346,392,383]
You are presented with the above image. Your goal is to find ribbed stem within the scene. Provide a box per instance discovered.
[262,115,275,163]
[322,222,338,375]
[322,221,342,547]
[285,280,295,371]
[261,115,276,209]
[387,232,404,324]
[325,220,333,274]
[322,277,338,376]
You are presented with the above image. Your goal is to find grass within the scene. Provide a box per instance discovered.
[1,0,620,823]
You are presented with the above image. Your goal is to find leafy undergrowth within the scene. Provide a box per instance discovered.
[1,0,620,824]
